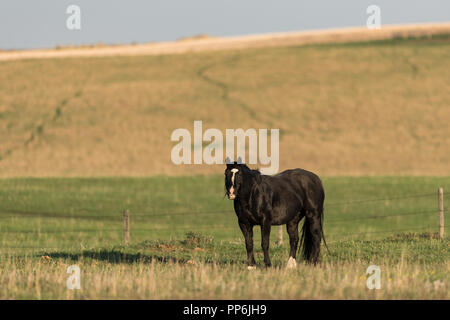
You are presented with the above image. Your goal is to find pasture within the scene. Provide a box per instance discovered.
[0,176,448,299]
[0,31,449,299]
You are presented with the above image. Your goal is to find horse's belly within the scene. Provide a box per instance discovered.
[271,207,302,225]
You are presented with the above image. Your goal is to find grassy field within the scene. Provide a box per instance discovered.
[0,176,448,299]
[0,32,448,299]
[0,35,449,177]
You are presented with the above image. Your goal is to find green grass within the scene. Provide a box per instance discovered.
[0,176,448,251]
[0,176,448,299]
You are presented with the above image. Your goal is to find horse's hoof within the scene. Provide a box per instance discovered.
[286,257,297,269]
[247,265,256,270]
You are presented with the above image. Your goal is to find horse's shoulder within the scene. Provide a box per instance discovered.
[256,175,274,189]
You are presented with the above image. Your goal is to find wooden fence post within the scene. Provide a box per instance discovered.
[438,188,444,240]
[278,225,283,245]
[123,210,130,246]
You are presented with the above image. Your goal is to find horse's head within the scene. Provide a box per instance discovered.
[224,157,244,200]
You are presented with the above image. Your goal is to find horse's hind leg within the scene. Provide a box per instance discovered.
[286,215,301,269]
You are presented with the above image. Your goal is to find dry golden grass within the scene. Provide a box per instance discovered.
[0,255,447,299]
[0,33,449,177]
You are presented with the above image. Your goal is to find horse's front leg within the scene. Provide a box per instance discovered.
[261,222,272,267]
[239,222,256,269]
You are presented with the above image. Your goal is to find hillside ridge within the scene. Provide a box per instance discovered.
[1,23,449,61]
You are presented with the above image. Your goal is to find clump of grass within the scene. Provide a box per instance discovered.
[181,232,214,248]
[386,232,440,241]
[129,233,214,251]
[130,239,178,250]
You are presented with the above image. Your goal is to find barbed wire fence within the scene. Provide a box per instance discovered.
[0,188,445,249]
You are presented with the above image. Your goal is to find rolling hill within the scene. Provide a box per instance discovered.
[0,26,449,177]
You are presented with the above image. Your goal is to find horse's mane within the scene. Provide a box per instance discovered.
[241,164,262,183]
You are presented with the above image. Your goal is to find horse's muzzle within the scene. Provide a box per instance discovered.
[228,187,236,200]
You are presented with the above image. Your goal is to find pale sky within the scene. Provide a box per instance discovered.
[0,0,449,50]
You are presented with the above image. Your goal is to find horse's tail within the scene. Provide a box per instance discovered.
[300,196,328,263]
[300,217,314,263]
[319,204,329,253]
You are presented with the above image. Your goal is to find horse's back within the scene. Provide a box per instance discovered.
[275,168,322,187]
[268,168,324,206]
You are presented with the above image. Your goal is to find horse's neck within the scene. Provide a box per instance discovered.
[240,171,259,198]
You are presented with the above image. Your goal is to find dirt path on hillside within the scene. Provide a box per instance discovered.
[1,23,449,61]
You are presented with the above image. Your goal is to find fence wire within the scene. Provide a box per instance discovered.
[0,191,443,242]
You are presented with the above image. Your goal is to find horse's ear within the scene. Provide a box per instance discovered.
[225,156,232,165]
[237,156,243,164]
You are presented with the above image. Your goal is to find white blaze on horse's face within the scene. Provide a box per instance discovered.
[228,168,239,200]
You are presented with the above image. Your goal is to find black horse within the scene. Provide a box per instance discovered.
[224,159,326,268]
